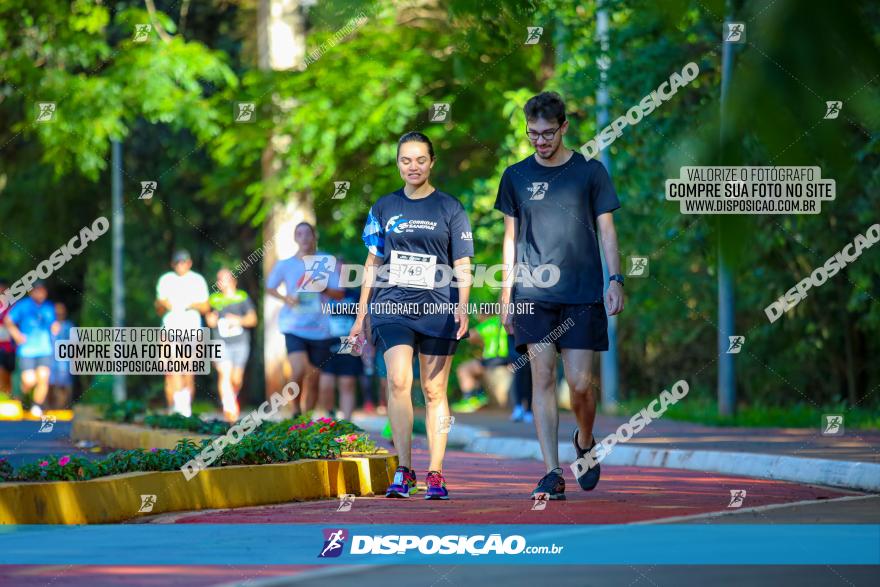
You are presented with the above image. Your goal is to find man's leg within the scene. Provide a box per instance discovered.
[455,359,482,396]
[21,368,36,396]
[529,343,560,472]
[561,346,603,491]
[452,359,484,412]
[560,349,597,450]
[33,365,50,407]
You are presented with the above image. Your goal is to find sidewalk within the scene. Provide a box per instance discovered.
[453,409,880,463]
[353,409,880,492]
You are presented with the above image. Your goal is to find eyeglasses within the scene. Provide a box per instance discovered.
[526,126,561,141]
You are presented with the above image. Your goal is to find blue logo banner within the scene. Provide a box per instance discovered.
[1,524,877,565]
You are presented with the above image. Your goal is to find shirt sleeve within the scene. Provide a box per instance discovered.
[156,274,168,300]
[494,169,517,217]
[449,203,475,262]
[266,259,285,290]
[194,275,209,303]
[361,206,385,257]
[590,160,621,216]
[7,302,21,323]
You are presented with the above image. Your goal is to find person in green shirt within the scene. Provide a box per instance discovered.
[206,269,257,422]
[452,314,510,413]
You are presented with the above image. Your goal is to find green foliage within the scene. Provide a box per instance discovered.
[101,399,146,423]
[143,412,230,435]
[1,0,878,419]
[615,394,880,430]
[6,415,378,482]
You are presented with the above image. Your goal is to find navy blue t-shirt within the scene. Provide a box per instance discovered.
[494,152,620,304]
[362,188,474,338]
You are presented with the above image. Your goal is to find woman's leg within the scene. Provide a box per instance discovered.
[215,361,235,420]
[316,372,336,417]
[419,353,454,473]
[384,344,415,469]
[338,375,357,420]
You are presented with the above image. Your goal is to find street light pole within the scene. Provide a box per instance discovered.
[597,1,619,412]
[111,139,126,402]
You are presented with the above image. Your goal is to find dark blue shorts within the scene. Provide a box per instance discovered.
[513,301,608,354]
[322,352,364,377]
[0,349,15,372]
[284,334,333,368]
[18,355,53,371]
[373,324,459,356]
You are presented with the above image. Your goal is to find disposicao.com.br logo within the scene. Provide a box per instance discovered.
[318,529,563,557]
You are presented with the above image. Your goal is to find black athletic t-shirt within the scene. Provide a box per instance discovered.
[362,188,474,338]
[494,152,620,304]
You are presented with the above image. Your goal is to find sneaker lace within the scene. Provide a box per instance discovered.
[537,468,562,489]
[427,471,444,488]
[393,467,408,485]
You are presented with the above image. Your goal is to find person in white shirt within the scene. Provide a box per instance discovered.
[155,250,210,416]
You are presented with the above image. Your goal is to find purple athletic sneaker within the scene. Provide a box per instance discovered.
[424,470,449,500]
[386,466,418,498]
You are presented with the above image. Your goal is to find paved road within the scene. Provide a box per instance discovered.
[1,418,876,586]
[0,420,105,467]
[147,445,859,525]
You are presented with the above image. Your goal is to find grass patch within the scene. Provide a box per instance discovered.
[612,395,880,430]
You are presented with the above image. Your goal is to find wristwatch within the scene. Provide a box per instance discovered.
[609,274,625,286]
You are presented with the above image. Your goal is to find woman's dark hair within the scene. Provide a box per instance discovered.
[524,91,567,125]
[295,221,316,237]
[397,131,435,159]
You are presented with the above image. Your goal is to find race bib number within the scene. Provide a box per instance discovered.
[217,317,244,338]
[388,250,437,290]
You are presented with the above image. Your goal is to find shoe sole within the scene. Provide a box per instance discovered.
[385,490,411,498]
[425,494,450,500]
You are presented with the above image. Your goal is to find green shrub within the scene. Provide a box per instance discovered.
[3,417,379,482]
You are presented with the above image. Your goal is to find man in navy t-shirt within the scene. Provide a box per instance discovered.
[495,91,625,500]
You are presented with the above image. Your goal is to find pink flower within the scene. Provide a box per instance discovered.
[58,456,71,466]
[288,425,297,432]
[39,461,49,467]
[150,448,158,453]
[334,436,345,443]
[348,434,358,442]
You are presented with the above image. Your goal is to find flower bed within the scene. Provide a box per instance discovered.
[2,415,379,483]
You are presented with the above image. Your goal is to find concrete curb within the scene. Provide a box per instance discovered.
[71,418,213,450]
[0,454,397,524]
[353,416,880,493]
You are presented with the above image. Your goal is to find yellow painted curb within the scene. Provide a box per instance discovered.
[0,454,398,524]
[71,418,212,450]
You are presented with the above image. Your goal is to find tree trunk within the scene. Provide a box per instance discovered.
[258,0,308,399]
